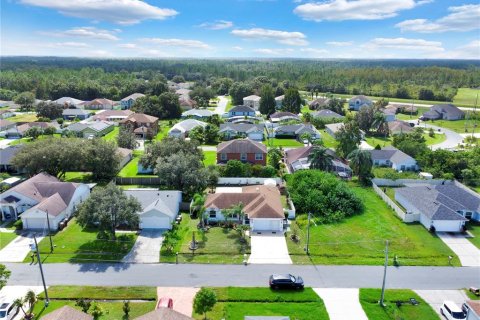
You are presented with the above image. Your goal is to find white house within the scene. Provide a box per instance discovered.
[368,147,418,171]
[274,95,284,109]
[53,97,84,108]
[0,173,90,230]
[124,189,182,229]
[243,95,261,110]
[348,95,373,111]
[120,93,145,110]
[219,123,264,141]
[168,119,207,139]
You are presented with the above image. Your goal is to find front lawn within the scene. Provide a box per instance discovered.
[8,113,38,122]
[424,118,478,133]
[203,150,217,166]
[264,138,304,148]
[101,126,119,142]
[287,185,459,266]
[27,219,137,263]
[0,232,17,250]
[395,107,430,121]
[160,214,250,264]
[365,133,446,148]
[39,286,156,300]
[63,172,93,183]
[454,88,480,106]
[466,221,480,249]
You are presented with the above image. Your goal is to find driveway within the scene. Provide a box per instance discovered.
[0,139,16,148]
[248,232,292,264]
[0,232,44,262]
[122,230,164,263]
[410,122,463,150]
[214,95,228,115]
[0,285,45,320]
[314,288,368,320]
[156,287,199,317]
[437,232,480,267]
[415,290,468,317]
[359,140,374,150]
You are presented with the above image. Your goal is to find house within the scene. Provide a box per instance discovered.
[0,145,24,173]
[120,113,159,139]
[92,109,134,122]
[62,108,91,120]
[181,109,214,119]
[228,105,256,118]
[40,305,93,320]
[217,139,267,165]
[117,147,133,169]
[0,109,14,119]
[368,146,418,171]
[388,120,413,135]
[0,172,90,229]
[394,183,480,232]
[285,146,352,177]
[275,95,284,109]
[269,112,300,123]
[465,300,480,320]
[66,121,114,138]
[53,97,84,108]
[175,88,192,96]
[325,122,344,138]
[135,308,193,320]
[381,108,397,122]
[120,93,145,110]
[179,96,197,111]
[243,95,261,110]
[348,95,373,111]
[311,109,344,119]
[204,185,285,231]
[273,124,321,140]
[422,104,465,121]
[219,123,264,141]
[309,97,330,110]
[168,119,207,139]
[124,189,181,229]
[80,98,116,110]
[0,119,15,132]
[9,122,58,138]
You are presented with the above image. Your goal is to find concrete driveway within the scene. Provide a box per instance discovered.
[314,288,368,320]
[122,230,164,263]
[415,290,468,317]
[437,232,480,267]
[156,287,199,317]
[214,95,228,115]
[0,233,44,262]
[0,286,45,320]
[248,232,292,264]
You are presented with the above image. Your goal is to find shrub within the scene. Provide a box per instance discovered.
[13,219,23,230]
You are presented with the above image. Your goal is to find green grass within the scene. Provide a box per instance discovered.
[424,118,479,133]
[365,133,446,148]
[154,120,173,141]
[287,185,460,266]
[117,151,154,178]
[8,113,38,122]
[466,221,480,249]
[101,126,119,142]
[39,286,156,300]
[63,172,93,183]
[265,138,304,147]
[395,107,430,120]
[203,150,217,166]
[225,96,233,112]
[0,232,17,250]
[465,288,480,300]
[160,214,250,264]
[320,130,338,149]
[360,289,438,320]
[26,219,137,263]
[372,167,420,179]
[454,88,480,106]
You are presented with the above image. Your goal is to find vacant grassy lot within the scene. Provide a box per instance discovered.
[454,88,480,106]
[192,287,329,320]
[160,214,250,264]
[265,138,304,148]
[467,221,480,249]
[395,107,430,121]
[287,185,459,266]
[28,219,137,263]
[365,132,446,148]
[8,113,38,122]
[0,232,17,250]
[101,126,119,142]
[203,150,217,166]
[360,289,438,320]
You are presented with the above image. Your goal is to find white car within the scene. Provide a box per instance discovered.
[440,301,466,320]
[0,302,17,320]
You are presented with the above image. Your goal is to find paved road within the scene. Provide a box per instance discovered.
[214,95,228,115]
[5,263,480,289]
[408,121,463,150]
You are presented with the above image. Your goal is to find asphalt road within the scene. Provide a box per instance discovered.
[5,263,480,290]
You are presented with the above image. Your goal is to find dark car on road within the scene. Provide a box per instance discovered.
[269,274,304,290]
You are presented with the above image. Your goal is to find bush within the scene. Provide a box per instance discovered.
[13,219,23,230]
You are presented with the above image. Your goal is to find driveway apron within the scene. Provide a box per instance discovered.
[314,288,368,320]
[122,230,164,263]
[437,232,480,267]
[415,289,468,317]
[156,287,199,317]
[248,232,292,264]
[0,232,44,262]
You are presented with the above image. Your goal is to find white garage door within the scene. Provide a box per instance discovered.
[22,218,47,230]
[252,219,282,232]
[140,217,171,229]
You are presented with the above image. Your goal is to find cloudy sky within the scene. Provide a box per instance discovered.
[1,0,479,59]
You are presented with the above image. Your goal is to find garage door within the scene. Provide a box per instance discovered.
[252,219,282,232]
[140,217,171,229]
[22,218,47,230]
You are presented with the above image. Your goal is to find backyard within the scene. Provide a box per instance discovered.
[264,138,304,148]
[365,132,446,148]
[372,167,420,180]
[117,151,154,178]
[8,113,38,122]
[287,185,459,266]
[203,150,217,166]
[101,126,119,142]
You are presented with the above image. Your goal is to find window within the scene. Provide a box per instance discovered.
[209,210,216,218]
[255,153,263,160]
[374,160,379,165]
[240,153,247,161]
[221,153,227,161]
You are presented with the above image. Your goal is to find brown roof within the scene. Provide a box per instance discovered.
[82,98,115,107]
[179,97,197,108]
[205,185,284,219]
[32,192,68,217]
[117,147,133,158]
[135,308,193,320]
[388,120,413,134]
[17,122,54,134]
[41,305,93,320]
[285,145,313,165]
[217,139,267,154]
[93,110,133,121]
[120,113,158,124]
[466,300,480,316]
[0,119,14,127]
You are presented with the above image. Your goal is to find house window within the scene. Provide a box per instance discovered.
[255,153,263,160]
[240,153,247,161]
[221,153,227,161]
[209,210,216,218]
[374,160,379,165]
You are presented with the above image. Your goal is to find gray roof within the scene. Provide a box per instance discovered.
[62,109,90,116]
[170,119,207,133]
[349,95,372,104]
[54,97,84,106]
[41,305,93,320]
[312,109,344,119]
[219,123,264,134]
[182,109,213,117]
[0,145,24,165]
[369,147,414,164]
[270,112,300,120]
[135,308,193,320]
[243,95,261,101]
[325,122,344,134]
[309,97,330,108]
[275,123,318,135]
[229,105,256,113]
[124,190,181,219]
[431,104,465,118]
[121,93,145,101]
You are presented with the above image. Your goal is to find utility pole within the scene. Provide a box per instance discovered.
[33,235,49,307]
[45,210,54,253]
[305,212,311,255]
[473,93,478,137]
[379,240,389,307]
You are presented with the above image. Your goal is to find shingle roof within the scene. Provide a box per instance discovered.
[81,98,115,107]
[369,146,414,164]
[229,105,255,113]
[0,119,14,128]
[0,145,24,165]
[121,93,145,101]
[217,138,267,154]
[182,109,213,117]
[219,123,264,134]
[388,121,413,134]
[274,124,318,135]
[466,300,480,317]
[431,104,465,118]
[41,306,93,320]
[124,190,181,219]
[120,113,158,124]
[243,95,261,101]
[312,109,343,119]
[53,97,84,106]
[93,110,133,121]
[62,109,90,116]
[270,112,300,120]
[117,147,133,158]
[309,97,330,108]
[135,308,193,320]
[169,119,207,133]
[325,122,344,134]
[349,95,372,103]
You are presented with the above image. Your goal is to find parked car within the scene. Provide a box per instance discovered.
[440,301,466,320]
[0,302,17,320]
[269,274,304,290]
[156,297,173,309]
[469,287,480,296]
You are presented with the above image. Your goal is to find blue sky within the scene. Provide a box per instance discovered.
[1,0,479,59]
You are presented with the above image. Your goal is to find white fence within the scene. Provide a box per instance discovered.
[372,178,453,187]
[217,177,283,186]
[372,182,419,223]
[286,198,296,219]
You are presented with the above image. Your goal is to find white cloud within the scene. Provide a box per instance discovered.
[139,38,211,49]
[396,4,480,33]
[363,37,444,52]
[20,0,178,25]
[198,20,233,30]
[40,27,121,41]
[231,28,308,46]
[300,48,328,55]
[436,40,480,59]
[253,48,295,55]
[50,42,90,47]
[117,43,137,49]
[232,46,243,50]
[294,0,426,21]
[326,41,353,47]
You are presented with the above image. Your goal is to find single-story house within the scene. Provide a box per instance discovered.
[269,112,300,123]
[422,104,465,121]
[117,147,133,169]
[62,108,91,120]
[388,120,414,134]
[217,138,267,166]
[92,109,134,122]
[181,109,214,119]
[395,183,480,232]
[175,88,192,97]
[272,124,321,140]
[243,95,261,110]
[381,108,397,122]
[348,95,373,111]
[8,122,59,138]
[368,146,418,171]
[275,95,284,109]
[204,185,285,232]
[0,172,90,229]
[124,189,182,229]
[309,97,331,110]
[179,96,197,111]
[40,305,93,320]
[168,119,207,139]
[311,109,344,120]
[285,146,352,177]
[66,121,114,138]
[0,119,15,132]
[53,97,84,108]
[228,105,256,118]
[219,123,264,141]
[121,93,145,110]
[0,145,24,173]
[324,122,366,139]
[135,308,193,320]
[80,98,116,110]
[0,109,14,119]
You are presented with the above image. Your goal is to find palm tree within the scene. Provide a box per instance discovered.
[13,298,26,318]
[347,149,373,184]
[15,290,37,320]
[372,112,389,137]
[308,146,334,171]
[191,193,206,226]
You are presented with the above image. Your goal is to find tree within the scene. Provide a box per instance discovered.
[193,287,217,320]
[282,88,303,114]
[140,138,202,171]
[267,148,283,169]
[43,126,56,135]
[76,299,92,313]
[85,139,121,180]
[123,300,131,318]
[190,86,215,109]
[224,160,246,177]
[117,125,138,149]
[77,183,141,239]
[327,98,345,115]
[372,112,388,136]
[355,106,375,132]
[392,129,428,158]
[259,84,276,116]
[35,101,63,120]
[24,126,42,140]
[0,264,10,290]
[275,86,285,97]
[21,290,37,320]
[158,92,182,119]
[191,193,206,218]
[308,146,334,171]
[172,75,185,83]
[229,82,253,105]
[206,165,220,192]
[336,122,362,158]
[189,126,205,144]
[204,124,219,144]
[90,302,104,320]
[14,91,35,111]
[348,149,373,185]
